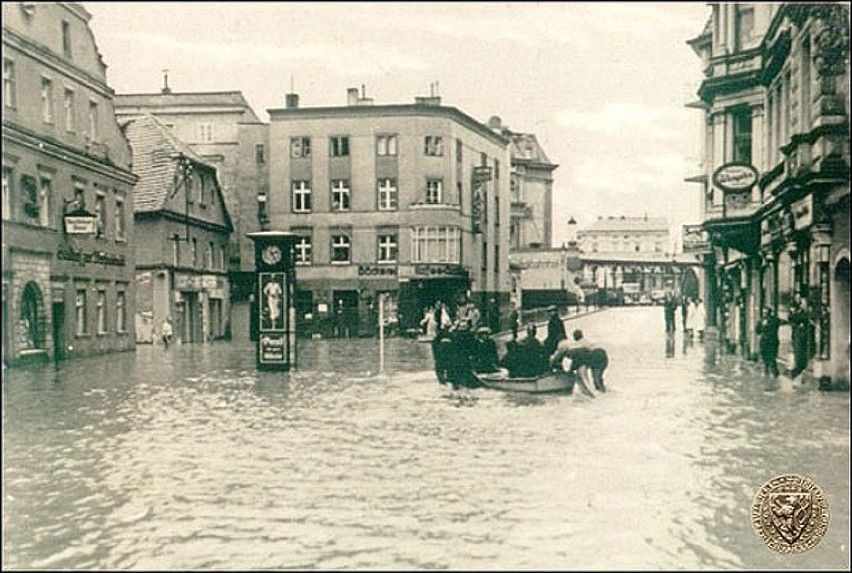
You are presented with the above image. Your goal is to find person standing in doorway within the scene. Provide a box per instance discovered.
[789,292,813,380]
[755,306,782,377]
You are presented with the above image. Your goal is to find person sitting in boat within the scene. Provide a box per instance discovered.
[435,320,481,390]
[471,326,500,373]
[511,323,549,378]
[550,329,609,392]
[498,339,525,378]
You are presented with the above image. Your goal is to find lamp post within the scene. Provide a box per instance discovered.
[247,231,300,371]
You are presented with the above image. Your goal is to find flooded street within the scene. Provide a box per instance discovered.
[3,307,849,569]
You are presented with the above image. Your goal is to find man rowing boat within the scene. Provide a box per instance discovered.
[549,329,608,393]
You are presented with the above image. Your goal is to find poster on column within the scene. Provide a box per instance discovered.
[259,272,286,332]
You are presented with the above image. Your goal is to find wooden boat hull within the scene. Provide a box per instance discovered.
[476,370,576,394]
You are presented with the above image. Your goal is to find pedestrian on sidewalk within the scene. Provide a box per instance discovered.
[161,316,174,349]
[755,306,782,377]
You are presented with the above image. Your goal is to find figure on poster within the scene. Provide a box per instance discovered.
[262,274,284,330]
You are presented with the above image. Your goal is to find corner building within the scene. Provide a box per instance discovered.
[688,3,849,388]
[2,3,137,366]
[267,90,511,337]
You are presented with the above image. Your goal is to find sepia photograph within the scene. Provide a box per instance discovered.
[2,1,850,569]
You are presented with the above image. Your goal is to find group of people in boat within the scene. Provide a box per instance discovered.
[432,305,609,393]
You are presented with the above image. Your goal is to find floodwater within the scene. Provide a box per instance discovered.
[3,307,849,569]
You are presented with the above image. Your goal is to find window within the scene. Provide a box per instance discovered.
[292,180,312,213]
[330,136,349,157]
[291,137,311,158]
[205,241,212,269]
[198,123,214,143]
[425,178,443,204]
[377,178,398,211]
[295,235,312,265]
[2,167,11,220]
[191,238,198,267]
[94,193,105,237]
[61,20,72,57]
[255,143,265,164]
[411,226,460,263]
[331,179,350,211]
[116,291,127,333]
[378,233,398,262]
[88,100,98,141]
[732,107,752,164]
[172,234,181,266]
[115,196,125,240]
[331,233,351,263]
[3,59,16,109]
[734,6,754,51]
[377,134,398,156]
[424,136,444,156]
[38,176,52,228]
[75,289,87,336]
[41,77,54,123]
[63,88,75,131]
[96,289,107,334]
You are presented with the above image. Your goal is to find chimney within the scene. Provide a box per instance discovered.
[415,96,441,106]
[347,87,359,106]
[285,93,299,108]
[161,68,172,94]
[487,116,502,129]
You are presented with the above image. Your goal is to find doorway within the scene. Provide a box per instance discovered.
[52,302,65,361]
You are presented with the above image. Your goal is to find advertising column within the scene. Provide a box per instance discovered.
[247,231,299,371]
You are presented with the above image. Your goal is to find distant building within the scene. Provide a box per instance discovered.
[509,246,583,310]
[266,88,511,336]
[577,215,670,256]
[114,87,268,338]
[122,114,233,344]
[2,2,138,366]
[688,3,849,388]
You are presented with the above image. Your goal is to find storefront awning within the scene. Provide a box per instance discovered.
[703,215,759,256]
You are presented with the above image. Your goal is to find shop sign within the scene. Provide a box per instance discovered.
[259,333,286,363]
[414,264,467,278]
[358,264,397,277]
[713,162,758,193]
[57,248,126,266]
[682,224,709,253]
[792,195,813,230]
[64,215,97,235]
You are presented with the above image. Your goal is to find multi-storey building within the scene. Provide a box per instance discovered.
[577,215,670,256]
[266,88,511,336]
[114,87,267,338]
[487,117,558,250]
[688,3,849,388]
[2,2,138,366]
[122,114,233,345]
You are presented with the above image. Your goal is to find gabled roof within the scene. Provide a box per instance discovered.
[508,132,555,166]
[115,91,262,123]
[580,216,670,233]
[121,113,216,213]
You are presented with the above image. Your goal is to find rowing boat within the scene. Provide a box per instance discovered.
[475,369,577,394]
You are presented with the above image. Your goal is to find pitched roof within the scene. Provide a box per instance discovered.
[115,91,262,122]
[580,216,670,233]
[121,113,214,213]
[508,132,554,165]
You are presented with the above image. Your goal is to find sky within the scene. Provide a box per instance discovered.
[86,1,712,249]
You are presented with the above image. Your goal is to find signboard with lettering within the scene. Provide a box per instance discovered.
[413,264,468,278]
[64,215,97,235]
[358,264,397,277]
[712,162,758,193]
[682,224,710,253]
[259,333,286,363]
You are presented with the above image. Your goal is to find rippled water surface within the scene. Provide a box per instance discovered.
[3,307,849,569]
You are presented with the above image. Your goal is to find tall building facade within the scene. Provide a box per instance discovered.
[2,2,138,366]
[487,117,558,250]
[577,215,670,256]
[267,89,511,336]
[688,3,849,388]
[114,88,268,338]
[122,114,233,345]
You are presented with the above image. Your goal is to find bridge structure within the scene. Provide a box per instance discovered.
[576,251,705,304]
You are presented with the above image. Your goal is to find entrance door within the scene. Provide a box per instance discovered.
[52,302,65,361]
[332,290,359,338]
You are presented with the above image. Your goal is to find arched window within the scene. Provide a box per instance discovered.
[18,282,44,349]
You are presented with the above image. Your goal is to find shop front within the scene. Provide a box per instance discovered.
[398,263,470,335]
